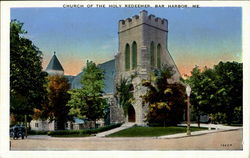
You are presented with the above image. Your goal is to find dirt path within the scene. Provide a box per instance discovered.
[10,129,242,150]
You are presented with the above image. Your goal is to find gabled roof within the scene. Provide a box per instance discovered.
[70,59,116,94]
[46,52,64,71]
[99,59,116,94]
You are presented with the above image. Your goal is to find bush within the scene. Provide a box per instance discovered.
[211,112,227,124]
[28,130,48,135]
[48,123,122,137]
[233,106,243,124]
[48,130,88,136]
[91,123,122,133]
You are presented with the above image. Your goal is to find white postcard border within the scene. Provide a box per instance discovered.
[1,1,249,158]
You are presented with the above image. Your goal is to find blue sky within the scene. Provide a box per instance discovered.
[11,7,242,75]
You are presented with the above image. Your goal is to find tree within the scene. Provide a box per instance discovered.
[185,66,217,127]
[115,77,134,116]
[10,20,48,124]
[67,61,106,127]
[142,65,186,126]
[42,75,71,130]
[213,61,243,124]
[186,61,243,125]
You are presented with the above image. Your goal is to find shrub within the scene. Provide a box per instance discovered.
[48,130,82,136]
[28,130,48,135]
[48,123,122,137]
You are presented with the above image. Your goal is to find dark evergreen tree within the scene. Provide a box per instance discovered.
[10,20,48,124]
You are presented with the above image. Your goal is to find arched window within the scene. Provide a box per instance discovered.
[125,44,130,71]
[157,44,161,68]
[150,41,155,67]
[132,41,137,69]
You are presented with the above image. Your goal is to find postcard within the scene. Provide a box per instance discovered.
[0,1,250,158]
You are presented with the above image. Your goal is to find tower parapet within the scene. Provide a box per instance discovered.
[119,10,168,33]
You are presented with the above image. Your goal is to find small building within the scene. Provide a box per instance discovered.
[30,119,56,131]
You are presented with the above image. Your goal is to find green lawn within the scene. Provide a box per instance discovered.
[107,126,207,137]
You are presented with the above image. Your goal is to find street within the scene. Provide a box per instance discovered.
[10,128,242,150]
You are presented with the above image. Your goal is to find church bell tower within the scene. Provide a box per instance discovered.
[115,10,181,125]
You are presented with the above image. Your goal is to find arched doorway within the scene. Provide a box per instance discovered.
[128,105,136,122]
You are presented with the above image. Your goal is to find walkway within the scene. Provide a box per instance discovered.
[95,123,135,137]
[178,123,242,130]
[158,123,242,139]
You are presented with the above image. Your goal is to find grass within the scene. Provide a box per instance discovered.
[107,126,207,137]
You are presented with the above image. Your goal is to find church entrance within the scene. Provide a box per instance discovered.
[128,105,136,122]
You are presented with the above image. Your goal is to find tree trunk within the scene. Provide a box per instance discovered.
[57,120,65,130]
[24,115,27,138]
[197,115,200,128]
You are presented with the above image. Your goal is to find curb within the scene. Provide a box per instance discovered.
[157,128,242,139]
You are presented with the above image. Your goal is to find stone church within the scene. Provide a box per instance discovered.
[30,10,180,130]
[114,10,180,125]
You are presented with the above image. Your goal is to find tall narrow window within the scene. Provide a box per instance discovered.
[125,44,130,71]
[132,41,137,69]
[150,42,155,67]
[157,44,161,68]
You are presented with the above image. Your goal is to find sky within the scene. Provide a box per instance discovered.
[11,7,242,76]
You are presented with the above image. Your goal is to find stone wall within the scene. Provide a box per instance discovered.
[109,97,125,124]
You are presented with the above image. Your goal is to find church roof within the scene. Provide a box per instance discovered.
[69,59,116,94]
[46,52,64,71]
[99,59,116,94]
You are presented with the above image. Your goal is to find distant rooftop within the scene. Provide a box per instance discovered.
[46,52,64,71]
[70,59,116,94]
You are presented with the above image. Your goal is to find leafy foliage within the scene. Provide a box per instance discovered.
[42,75,71,130]
[213,61,243,124]
[115,77,134,116]
[67,61,107,125]
[47,123,122,137]
[142,65,186,126]
[186,61,243,125]
[10,20,48,123]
